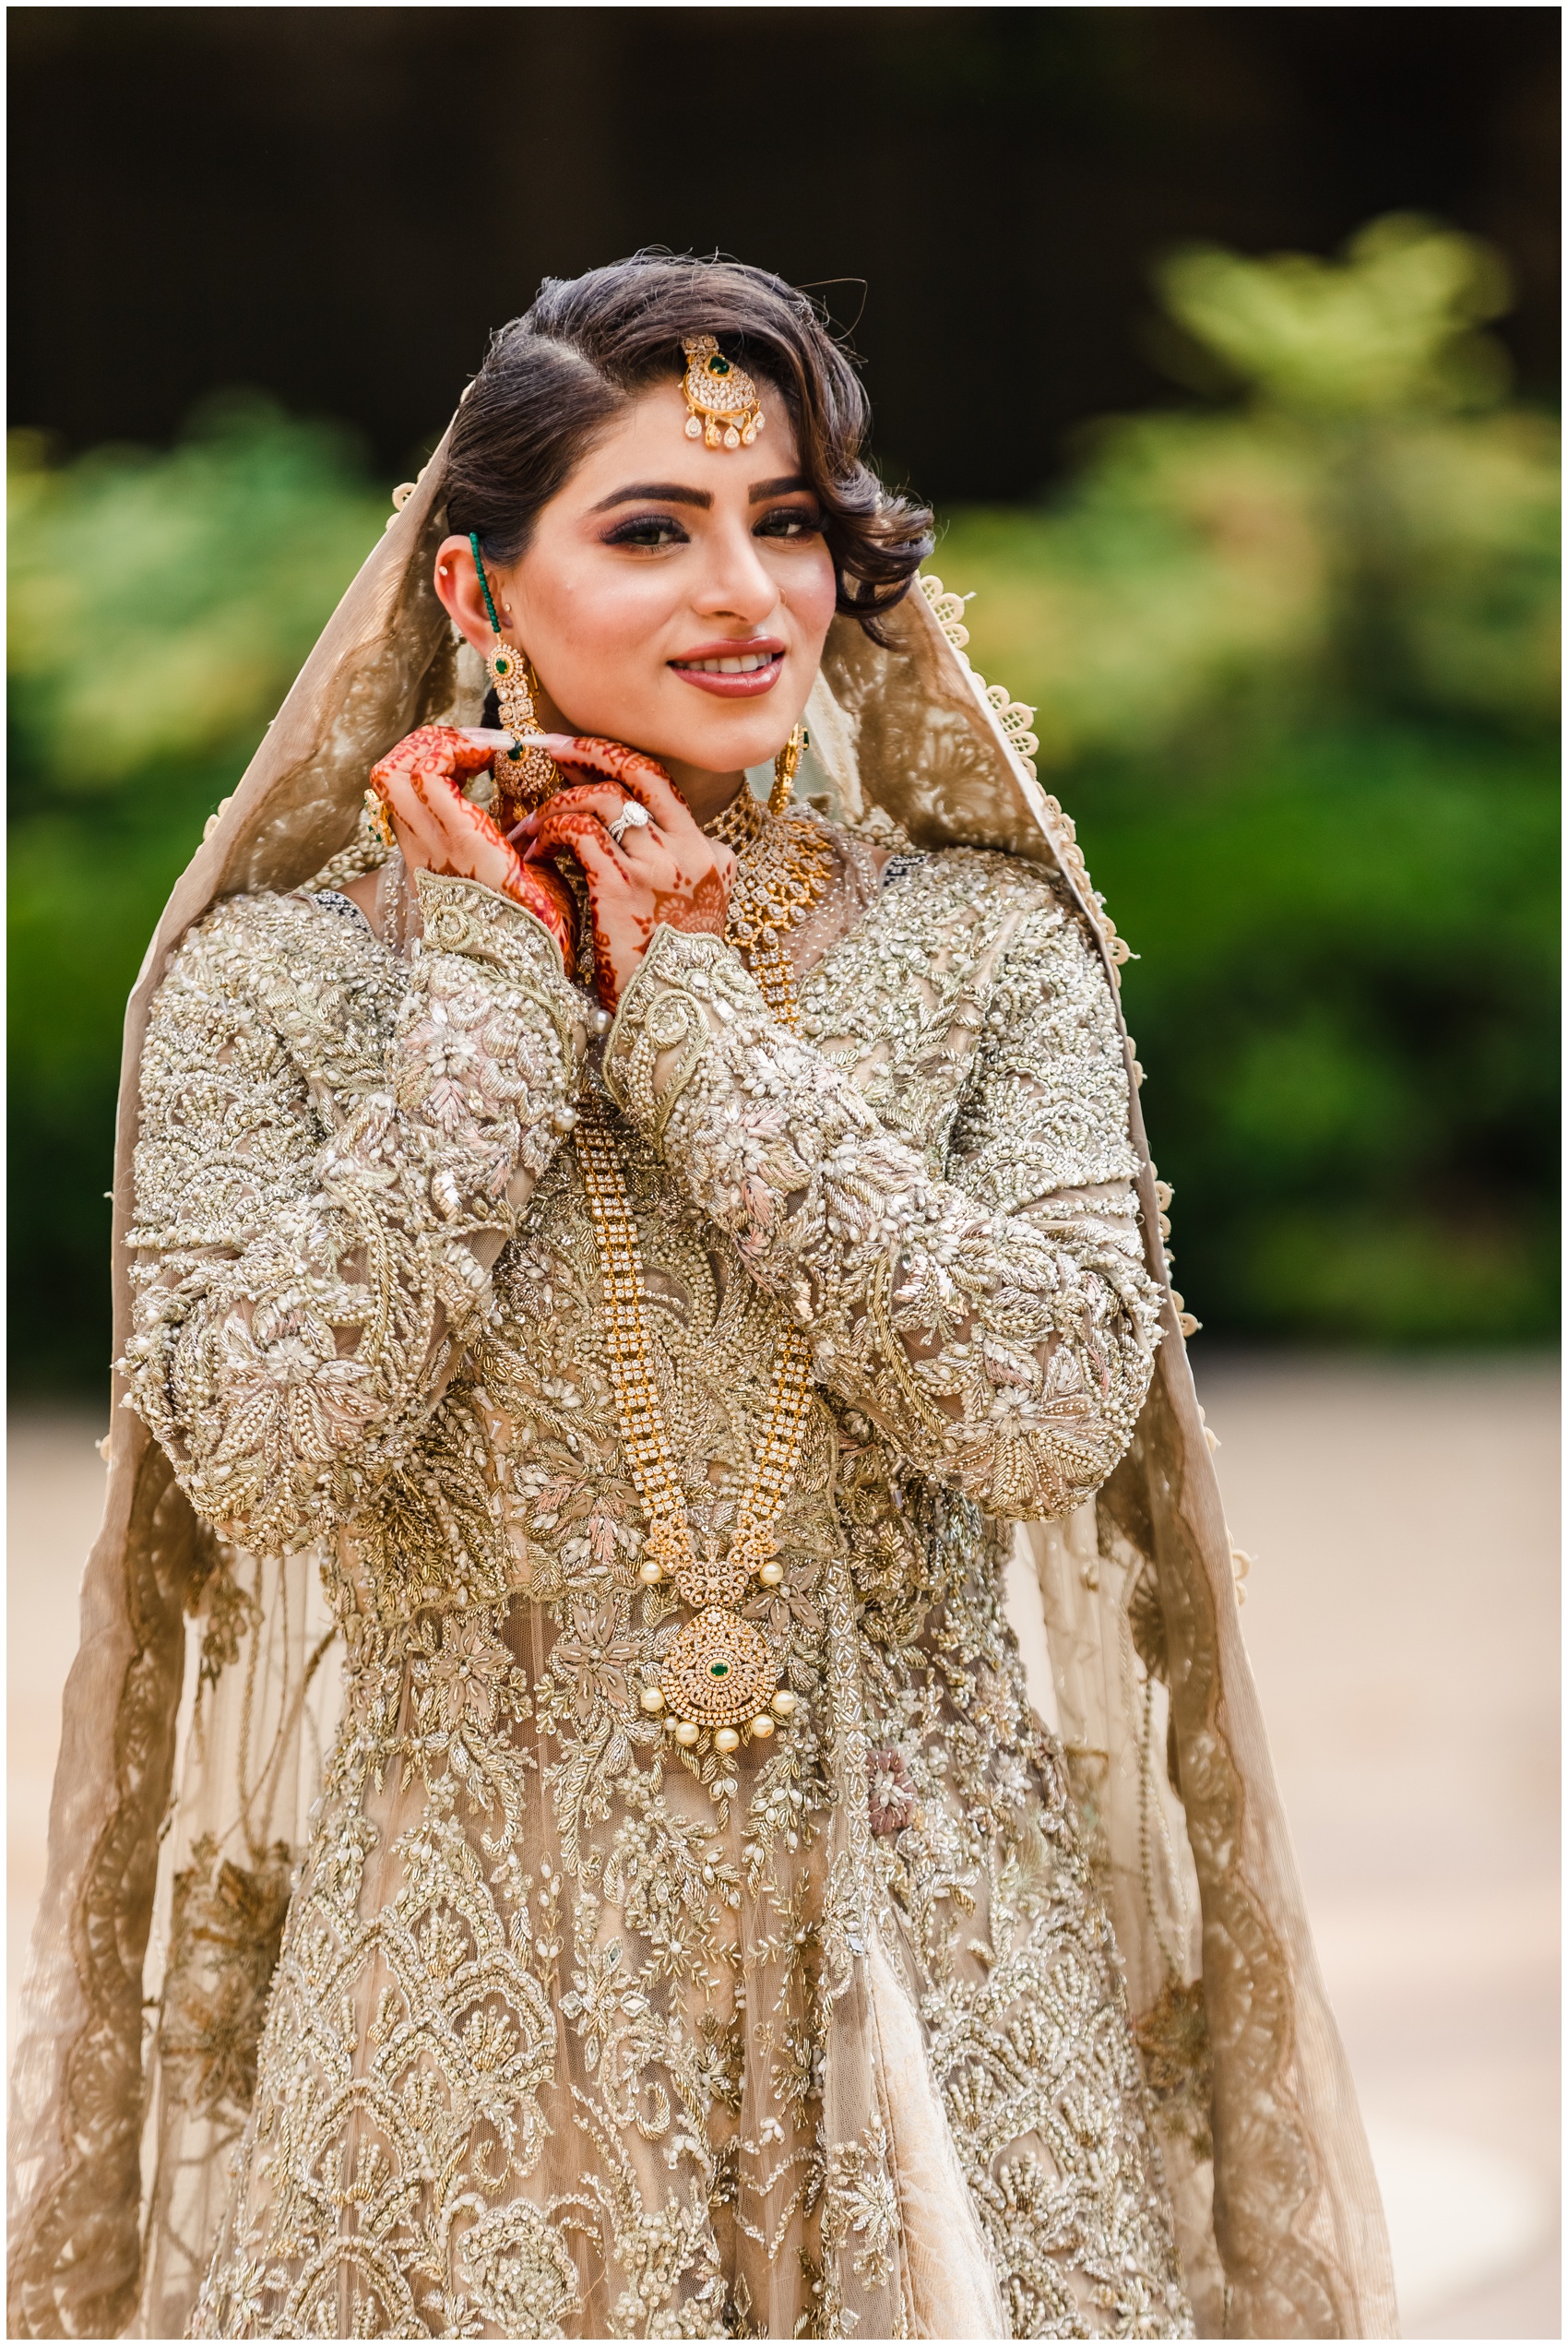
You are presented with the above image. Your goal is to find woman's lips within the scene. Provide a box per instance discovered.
[669,643,785,698]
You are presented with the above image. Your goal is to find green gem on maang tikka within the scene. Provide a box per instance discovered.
[708,355,731,376]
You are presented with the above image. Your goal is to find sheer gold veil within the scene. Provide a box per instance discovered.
[7,423,1397,2339]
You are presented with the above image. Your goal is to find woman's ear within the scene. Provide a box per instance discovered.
[434,534,502,653]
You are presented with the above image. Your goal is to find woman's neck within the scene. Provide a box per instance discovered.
[662,760,748,831]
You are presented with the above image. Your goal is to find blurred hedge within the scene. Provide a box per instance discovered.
[8,399,387,1389]
[8,220,1558,1391]
[939,216,1558,1345]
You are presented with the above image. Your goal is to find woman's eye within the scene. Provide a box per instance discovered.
[754,506,822,541]
[603,513,689,550]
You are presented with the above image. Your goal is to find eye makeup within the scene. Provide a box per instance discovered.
[600,511,692,549]
[600,500,822,553]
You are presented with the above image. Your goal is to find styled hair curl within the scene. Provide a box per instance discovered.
[444,253,933,637]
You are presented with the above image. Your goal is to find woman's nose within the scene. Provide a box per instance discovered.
[690,524,779,625]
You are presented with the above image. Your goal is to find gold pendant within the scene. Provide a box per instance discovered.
[642,1521,800,1752]
[662,1608,779,1733]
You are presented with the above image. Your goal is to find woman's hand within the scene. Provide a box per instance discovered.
[367,726,577,971]
[515,735,735,1010]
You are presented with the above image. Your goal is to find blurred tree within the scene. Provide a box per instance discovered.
[7,219,1558,1389]
[8,399,386,1389]
[12,9,1559,494]
[940,216,1559,1341]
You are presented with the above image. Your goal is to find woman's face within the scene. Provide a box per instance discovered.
[436,378,838,780]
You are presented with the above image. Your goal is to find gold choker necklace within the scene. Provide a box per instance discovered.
[723,804,837,1023]
[576,806,837,1765]
[703,785,767,853]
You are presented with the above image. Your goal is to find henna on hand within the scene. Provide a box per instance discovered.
[369,725,576,973]
[653,869,729,938]
[517,735,736,1011]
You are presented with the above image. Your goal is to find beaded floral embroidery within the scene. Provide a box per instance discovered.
[126,824,1186,2339]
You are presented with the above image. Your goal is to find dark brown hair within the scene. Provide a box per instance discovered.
[444,254,932,636]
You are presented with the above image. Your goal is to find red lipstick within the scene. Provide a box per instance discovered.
[668,637,785,699]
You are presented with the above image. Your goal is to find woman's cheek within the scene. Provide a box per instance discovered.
[789,547,839,648]
[535,586,675,734]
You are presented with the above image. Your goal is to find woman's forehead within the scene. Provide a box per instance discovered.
[554,378,802,509]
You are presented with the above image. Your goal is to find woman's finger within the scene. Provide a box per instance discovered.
[379,766,530,908]
[530,733,694,832]
[510,781,662,846]
[392,768,497,867]
[376,774,454,867]
[372,724,509,863]
[524,804,637,886]
[371,723,495,795]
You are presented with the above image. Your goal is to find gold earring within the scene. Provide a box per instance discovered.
[469,534,561,822]
[769,724,804,815]
[362,788,397,852]
[487,642,562,822]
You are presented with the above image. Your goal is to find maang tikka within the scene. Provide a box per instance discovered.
[469,531,561,824]
[682,335,765,449]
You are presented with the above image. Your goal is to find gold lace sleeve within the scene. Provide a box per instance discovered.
[943,885,1158,1385]
[603,921,1161,1520]
[121,872,588,1553]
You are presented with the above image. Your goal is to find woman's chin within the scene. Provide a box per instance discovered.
[612,715,798,778]
[551,685,803,775]
[555,669,813,777]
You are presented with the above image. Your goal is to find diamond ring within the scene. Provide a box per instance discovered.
[607,801,652,845]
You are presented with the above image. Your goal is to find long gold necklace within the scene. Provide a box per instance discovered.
[577,798,837,1758]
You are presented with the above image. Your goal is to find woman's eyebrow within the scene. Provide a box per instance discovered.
[749,474,811,501]
[589,481,712,513]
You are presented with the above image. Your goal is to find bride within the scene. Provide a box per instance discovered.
[8,256,1395,2340]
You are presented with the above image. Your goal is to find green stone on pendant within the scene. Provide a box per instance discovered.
[708,356,731,375]
[709,1659,731,1677]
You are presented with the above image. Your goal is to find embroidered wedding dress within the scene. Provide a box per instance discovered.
[7,436,1397,2341]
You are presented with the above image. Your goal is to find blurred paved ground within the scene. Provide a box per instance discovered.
[1196,1356,1560,2339]
[8,1358,1560,2336]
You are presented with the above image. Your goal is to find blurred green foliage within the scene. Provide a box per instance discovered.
[9,399,387,1388]
[939,216,1558,1343]
[8,219,1558,1388]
